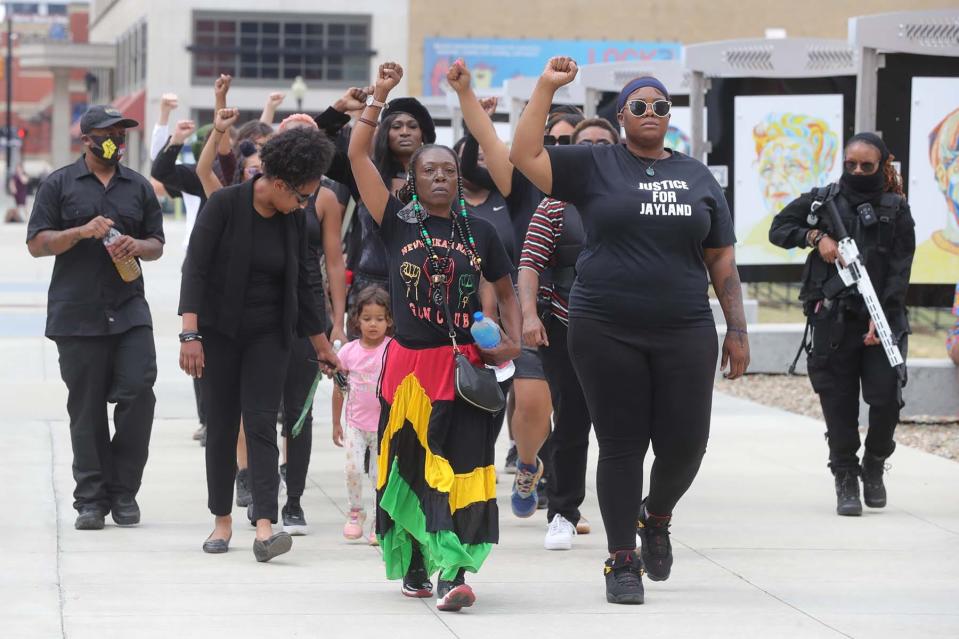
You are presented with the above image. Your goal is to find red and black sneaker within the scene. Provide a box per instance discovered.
[436,571,475,611]
[401,554,433,598]
[636,499,673,582]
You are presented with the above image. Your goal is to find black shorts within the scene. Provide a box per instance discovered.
[513,346,546,380]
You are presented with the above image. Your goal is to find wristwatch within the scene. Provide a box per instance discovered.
[366,95,386,109]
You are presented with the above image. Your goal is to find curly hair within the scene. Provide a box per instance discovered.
[258,127,335,189]
[881,152,905,196]
[753,113,838,178]
[350,286,393,335]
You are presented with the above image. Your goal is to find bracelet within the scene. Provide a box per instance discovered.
[213,127,226,134]
[179,331,203,343]
[813,231,827,247]
[726,328,748,335]
[357,117,379,128]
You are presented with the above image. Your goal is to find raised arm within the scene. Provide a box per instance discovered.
[198,109,238,197]
[508,56,579,195]
[260,92,285,125]
[448,61,514,196]
[347,63,403,225]
[151,93,178,160]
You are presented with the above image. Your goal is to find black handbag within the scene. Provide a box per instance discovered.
[440,295,505,413]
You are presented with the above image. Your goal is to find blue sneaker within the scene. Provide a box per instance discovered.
[511,458,543,518]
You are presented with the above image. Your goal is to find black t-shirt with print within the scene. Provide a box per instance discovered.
[546,144,735,328]
[376,196,514,349]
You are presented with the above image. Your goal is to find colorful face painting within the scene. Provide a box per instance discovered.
[930,107,959,251]
[754,113,838,216]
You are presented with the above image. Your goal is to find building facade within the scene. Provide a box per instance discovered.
[88,0,409,171]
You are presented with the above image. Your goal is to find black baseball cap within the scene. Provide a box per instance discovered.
[79,105,139,134]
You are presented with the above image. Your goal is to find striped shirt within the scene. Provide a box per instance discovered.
[519,197,570,324]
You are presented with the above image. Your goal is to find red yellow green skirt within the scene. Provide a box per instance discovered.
[375,340,498,581]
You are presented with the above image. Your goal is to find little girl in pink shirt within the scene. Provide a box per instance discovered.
[333,287,392,544]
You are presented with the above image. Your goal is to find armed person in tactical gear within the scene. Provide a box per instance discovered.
[769,132,915,518]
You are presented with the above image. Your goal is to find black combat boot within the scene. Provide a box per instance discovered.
[834,469,862,516]
[861,452,888,508]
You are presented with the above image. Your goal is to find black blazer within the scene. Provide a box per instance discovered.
[178,177,325,342]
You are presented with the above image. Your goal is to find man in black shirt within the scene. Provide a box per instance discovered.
[26,105,165,531]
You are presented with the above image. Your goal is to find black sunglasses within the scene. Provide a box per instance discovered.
[625,99,671,118]
[284,181,312,205]
[544,134,571,146]
[843,160,878,174]
[577,138,613,146]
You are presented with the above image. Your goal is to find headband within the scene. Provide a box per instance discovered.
[616,77,670,112]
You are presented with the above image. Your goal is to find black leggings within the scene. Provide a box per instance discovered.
[281,336,319,498]
[540,318,591,526]
[568,317,718,553]
[202,328,290,523]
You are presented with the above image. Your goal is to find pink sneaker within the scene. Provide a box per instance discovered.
[368,529,379,546]
[343,509,365,540]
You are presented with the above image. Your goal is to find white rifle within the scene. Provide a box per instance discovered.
[813,195,905,379]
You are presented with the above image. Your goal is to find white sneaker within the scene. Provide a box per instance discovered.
[544,514,576,550]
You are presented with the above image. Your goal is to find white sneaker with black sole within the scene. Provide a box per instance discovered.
[544,514,576,550]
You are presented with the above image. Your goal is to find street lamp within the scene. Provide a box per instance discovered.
[290,75,307,111]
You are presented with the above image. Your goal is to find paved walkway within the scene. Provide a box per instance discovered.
[1,221,957,638]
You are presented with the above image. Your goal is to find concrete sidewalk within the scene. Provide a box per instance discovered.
[1,221,958,639]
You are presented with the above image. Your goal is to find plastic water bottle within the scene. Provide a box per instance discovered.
[470,312,515,381]
[102,228,141,283]
[470,312,501,348]
[331,339,349,392]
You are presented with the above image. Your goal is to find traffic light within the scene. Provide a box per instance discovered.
[16,127,25,140]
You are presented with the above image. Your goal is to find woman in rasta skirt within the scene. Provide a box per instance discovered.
[348,61,521,611]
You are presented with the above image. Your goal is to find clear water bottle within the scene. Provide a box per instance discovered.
[102,228,141,283]
[470,312,501,348]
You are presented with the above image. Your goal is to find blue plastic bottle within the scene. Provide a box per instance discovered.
[470,312,501,349]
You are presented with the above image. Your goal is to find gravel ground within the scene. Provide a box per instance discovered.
[715,374,959,462]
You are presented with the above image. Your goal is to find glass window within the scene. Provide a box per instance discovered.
[193,13,371,84]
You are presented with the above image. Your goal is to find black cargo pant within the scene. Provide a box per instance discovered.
[807,314,906,473]
[540,317,592,527]
[202,328,291,523]
[55,326,157,513]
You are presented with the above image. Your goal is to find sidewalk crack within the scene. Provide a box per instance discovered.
[47,420,67,638]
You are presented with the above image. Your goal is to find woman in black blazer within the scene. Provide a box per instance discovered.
[178,124,340,562]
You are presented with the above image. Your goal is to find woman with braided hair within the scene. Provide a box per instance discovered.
[349,62,520,612]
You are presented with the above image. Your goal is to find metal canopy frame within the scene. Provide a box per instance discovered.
[684,37,856,160]
[849,9,959,131]
[503,75,586,135]
[576,59,690,118]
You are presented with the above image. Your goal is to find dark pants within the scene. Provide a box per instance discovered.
[540,318,591,526]
[568,318,717,553]
[202,328,290,523]
[55,326,157,513]
[192,378,205,426]
[807,316,906,472]
[281,336,318,499]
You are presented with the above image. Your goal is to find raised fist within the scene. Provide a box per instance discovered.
[541,56,578,89]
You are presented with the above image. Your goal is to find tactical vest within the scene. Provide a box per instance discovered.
[800,186,904,310]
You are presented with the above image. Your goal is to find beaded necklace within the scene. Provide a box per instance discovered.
[410,175,483,288]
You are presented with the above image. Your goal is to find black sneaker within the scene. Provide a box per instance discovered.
[504,445,518,474]
[604,550,644,605]
[436,570,474,611]
[247,504,256,527]
[282,499,309,536]
[236,468,252,507]
[402,551,433,598]
[74,507,106,531]
[834,469,863,516]
[536,476,548,510]
[110,495,141,527]
[861,453,888,508]
[636,499,672,581]
[199,425,207,447]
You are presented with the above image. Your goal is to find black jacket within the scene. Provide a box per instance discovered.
[150,141,207,208]
[178,178,325,342]
[769,188,915,332]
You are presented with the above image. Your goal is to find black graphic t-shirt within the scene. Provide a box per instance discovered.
[376,196,514,349]
[546,144,735,328]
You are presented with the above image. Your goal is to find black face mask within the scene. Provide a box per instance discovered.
[841,169,884,195]
[88,134,126,165]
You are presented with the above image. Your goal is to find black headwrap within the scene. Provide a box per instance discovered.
[380,97,437,144]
